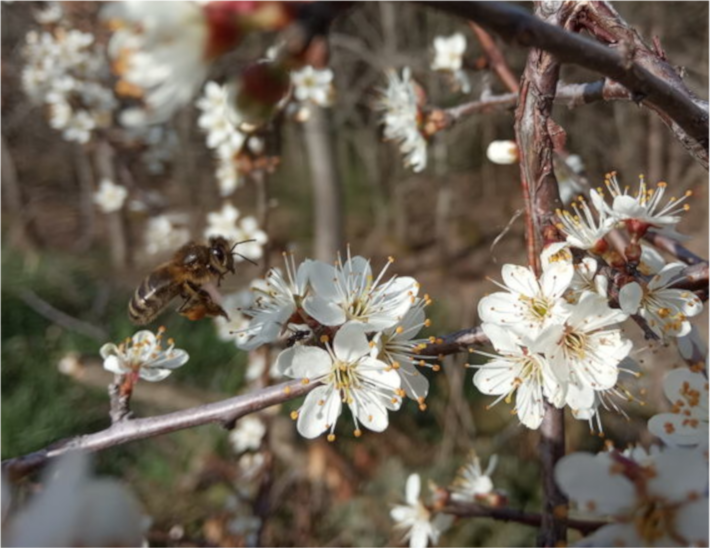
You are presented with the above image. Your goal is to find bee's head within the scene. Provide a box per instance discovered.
[208,236,236,276]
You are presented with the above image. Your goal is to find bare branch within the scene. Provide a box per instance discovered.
[469,22,520,92]
[444,499,606,535]
[2,379,318,480]
[643,232,707,266]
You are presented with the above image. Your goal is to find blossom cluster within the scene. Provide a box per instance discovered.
[235,252,438,440]
[22,6,116,144]
[556,444,708,547]
[474,174,702,430]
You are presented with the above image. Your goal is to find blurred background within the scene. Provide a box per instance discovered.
[1,2,707,546]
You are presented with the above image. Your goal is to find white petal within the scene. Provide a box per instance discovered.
[647,448,708,503]
[302,294,346,326]
[307,261,340,301]
[481,323,521,354]
[676,498,709,546]
[334,322,372,362]
[139,367,173,382]
[619,282,642,315]
[555,453,636,516]
[540,262,574,299]
[296,386,342,439]
[289,346,332,379]
[351,390,390,432]
[501,264,538,297]
[405,474,421,505]
[102,356,127,375]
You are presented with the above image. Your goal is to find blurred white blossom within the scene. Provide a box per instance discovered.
[450,452,498,503]
[391,474,453,548]
[204,203,267,261]
[93,178,128,213]
[4,453,145,547]
[486,140,518,165]
[100,329,189,382]
[378,68,427,172]
[144,215,191,256]
[22,25,115,144]
[229,416,267,454]
[431,33,470,93]
[648,368,708,450]
[291,66,334,107]
[556,447,708,547]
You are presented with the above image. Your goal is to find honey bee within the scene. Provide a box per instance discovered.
[128,237,255,325]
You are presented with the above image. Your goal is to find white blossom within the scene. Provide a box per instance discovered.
[100,329,189,382]
[196,81,247,152]
[203,204,267,262]
[102,1,212,124]
[473,323,563,429]
[369,298,437,403]
[619,262,702,339]
[391,474,453,548]
[556,193,615,251]
[535,292,630,396]
[600,172,693,229]
[477,261,573,343]
[431,33,466,72]
[567,257,608,303]
[143,215,191,256]
[229,416,267,454]
[93,178,128,213]
[291,66,334,107]
[556,447,709,547]
[450,452,498,503]
[648,368,708,450]
[378,68,427,172]
[34,2,63,25]
[303,253,419,331]
[486,140,518,165]
[431,33,470,93]
[237,256,311,351]
[5,453,145,547]
[277,322,403,440]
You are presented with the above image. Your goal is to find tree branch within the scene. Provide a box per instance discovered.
[469,22,520,92]
[2,379,318,481]
[444,500,606,536]
[643,232,707,266]
[426,1,708,162]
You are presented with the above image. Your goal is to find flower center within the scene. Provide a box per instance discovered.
[562,327,587,360]
[523,295,551,321]
[331,360,360,404]
[633,499,677,544]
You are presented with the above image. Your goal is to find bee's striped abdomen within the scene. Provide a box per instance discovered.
[128,269,181,325]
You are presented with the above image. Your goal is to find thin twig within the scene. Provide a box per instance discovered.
[643,232,707,266]
[18,289,108,341]
[469,22,520,92]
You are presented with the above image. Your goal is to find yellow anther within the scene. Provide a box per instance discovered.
[301,378,310,385]
[354,429,362,438]
[290,410,299,420]
[396,326,404,334]
[327,434,336,442]
[424,319,431,327]
[320,334,330,343]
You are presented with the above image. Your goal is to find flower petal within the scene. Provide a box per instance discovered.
[619,282,642,315]
[333,322,372,363]
[296,386,342,439]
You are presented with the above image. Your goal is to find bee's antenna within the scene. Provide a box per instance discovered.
[235,253,258,266]
[231,239,256,252]
[230,239,258,266]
